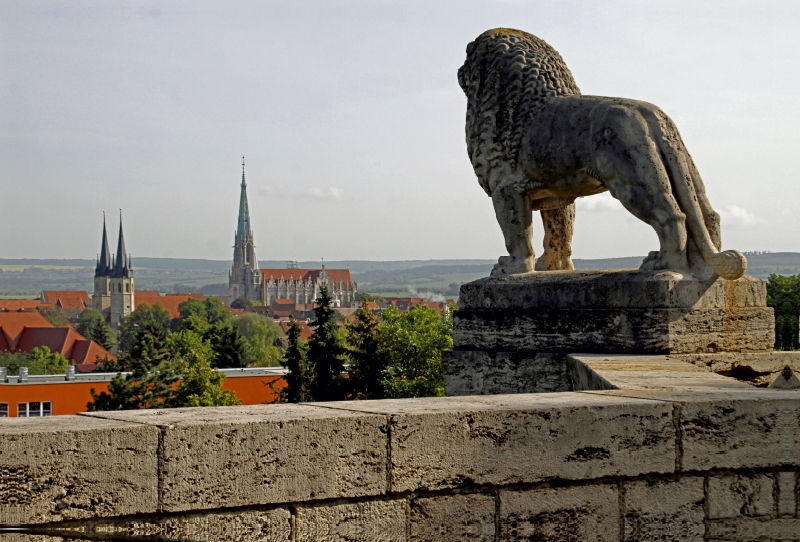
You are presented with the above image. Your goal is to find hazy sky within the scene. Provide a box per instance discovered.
[2,0,800,262]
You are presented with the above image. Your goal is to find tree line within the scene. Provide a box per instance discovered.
[280,285,453,403]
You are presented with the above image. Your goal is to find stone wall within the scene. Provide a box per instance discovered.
[1,360,798,541]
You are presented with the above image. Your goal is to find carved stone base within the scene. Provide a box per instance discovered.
[444,270,776,396]
[454,270,774,355]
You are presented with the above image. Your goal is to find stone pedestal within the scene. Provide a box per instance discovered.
[444,269,775,396]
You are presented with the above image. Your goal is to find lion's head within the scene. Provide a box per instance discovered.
[458,29,581,194]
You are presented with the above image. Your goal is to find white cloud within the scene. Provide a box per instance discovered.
[576,192,624,212]
[718,205,760,230]
[256,185,343,200]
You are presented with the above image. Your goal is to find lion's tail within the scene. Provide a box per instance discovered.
[649,111,747,281]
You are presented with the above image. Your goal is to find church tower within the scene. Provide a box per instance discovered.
[92,213,112,317]
[109,211,134,328]
[228,157,261,303]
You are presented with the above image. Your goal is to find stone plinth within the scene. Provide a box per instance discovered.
[444,270,774,396]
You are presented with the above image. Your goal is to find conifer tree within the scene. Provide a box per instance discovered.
[347,296,386,399]
[307,284,348,402]
[281,316,312,403]
[88,323,178,410]
[77,309,116,351]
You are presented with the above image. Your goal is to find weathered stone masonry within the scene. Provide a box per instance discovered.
[1,362,798,541]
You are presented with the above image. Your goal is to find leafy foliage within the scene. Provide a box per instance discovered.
[117,302,171,352]
[281,316,313,403]
[233,313,284,367]
[76,308,116,350]
[39,306,68,327]
[767,274,800,350]
[347,297,386,399]
[307,285,349,402]
[0,347,69,375]
[379,304,453,398]
[88,324,239,411]
[231,297,254,309]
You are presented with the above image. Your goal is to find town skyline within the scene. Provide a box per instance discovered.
[3,1,800,262]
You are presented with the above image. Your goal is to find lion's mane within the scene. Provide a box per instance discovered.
[458,29,581,194]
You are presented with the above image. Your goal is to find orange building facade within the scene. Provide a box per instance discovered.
[0,367,287,417]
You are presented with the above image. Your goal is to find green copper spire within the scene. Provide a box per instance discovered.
[237,156,250,238]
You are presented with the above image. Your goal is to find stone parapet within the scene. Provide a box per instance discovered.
[2,379,799,540]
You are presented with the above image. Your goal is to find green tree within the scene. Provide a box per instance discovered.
[307,285,349,401]
[281,316,313,403]
[347,296,386,399]
[204,322,248,368]
[379,304,453,398]
[39,306,68,327]
[76,309,116,350]
[89,324,178,410]
[88,324,239,410]
[233,313,284,367]
[177,297,231,325]
[767,274,800,350]
[166,330,240,407]
[117,303,171,353]
[230,297,253,309]
[0,348,68,376]
[26,346,69,375]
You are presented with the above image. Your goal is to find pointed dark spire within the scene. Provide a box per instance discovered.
[95,212,112,277]
[113,209,131,278]
[237,156,250,239]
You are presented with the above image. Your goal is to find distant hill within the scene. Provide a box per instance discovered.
[1,253,797,297]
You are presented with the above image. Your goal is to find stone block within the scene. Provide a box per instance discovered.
[455,307,774,354]
[778,471,798,517]
[454,270,774,354]
[46,509,292,541]
[569,354,752,391]
[316,393,674,492]
[0,416,158,525]
[459,270,766,310]
[589,390,800,471]
[410,493,495,541]
[705,517,800,540]
[443,350,570,396]
[707,473,774,519]
[295,499,407,542]
[622,477,704,542]
[498,484,619,541]
[82,404,388,512]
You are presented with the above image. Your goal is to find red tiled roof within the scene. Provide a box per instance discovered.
[135,290,161,296]
[273,298,296,305]
[0,300,53,311]
[260,268,354,285]
[0,312,54,350]
[6,325,115,368]
[366,301,380,310]
[278,320,313,340]
[56,297,88,310]
[41,290,90,304]
[134,293,206,319]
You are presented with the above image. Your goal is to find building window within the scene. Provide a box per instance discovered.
[18,401,52,417]
[0,403,7,417]
[126,283,130,293]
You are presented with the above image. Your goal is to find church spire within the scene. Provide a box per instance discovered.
[237,156,250,238]
[113,209,131,278]
[95,212,112,277]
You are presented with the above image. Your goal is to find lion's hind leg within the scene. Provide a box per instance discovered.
[591,104,689,273]
[536,204,576,271]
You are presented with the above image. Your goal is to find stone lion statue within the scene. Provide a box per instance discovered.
[458,28,747,281]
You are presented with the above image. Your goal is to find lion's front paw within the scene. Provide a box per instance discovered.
[491,255,535,277]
